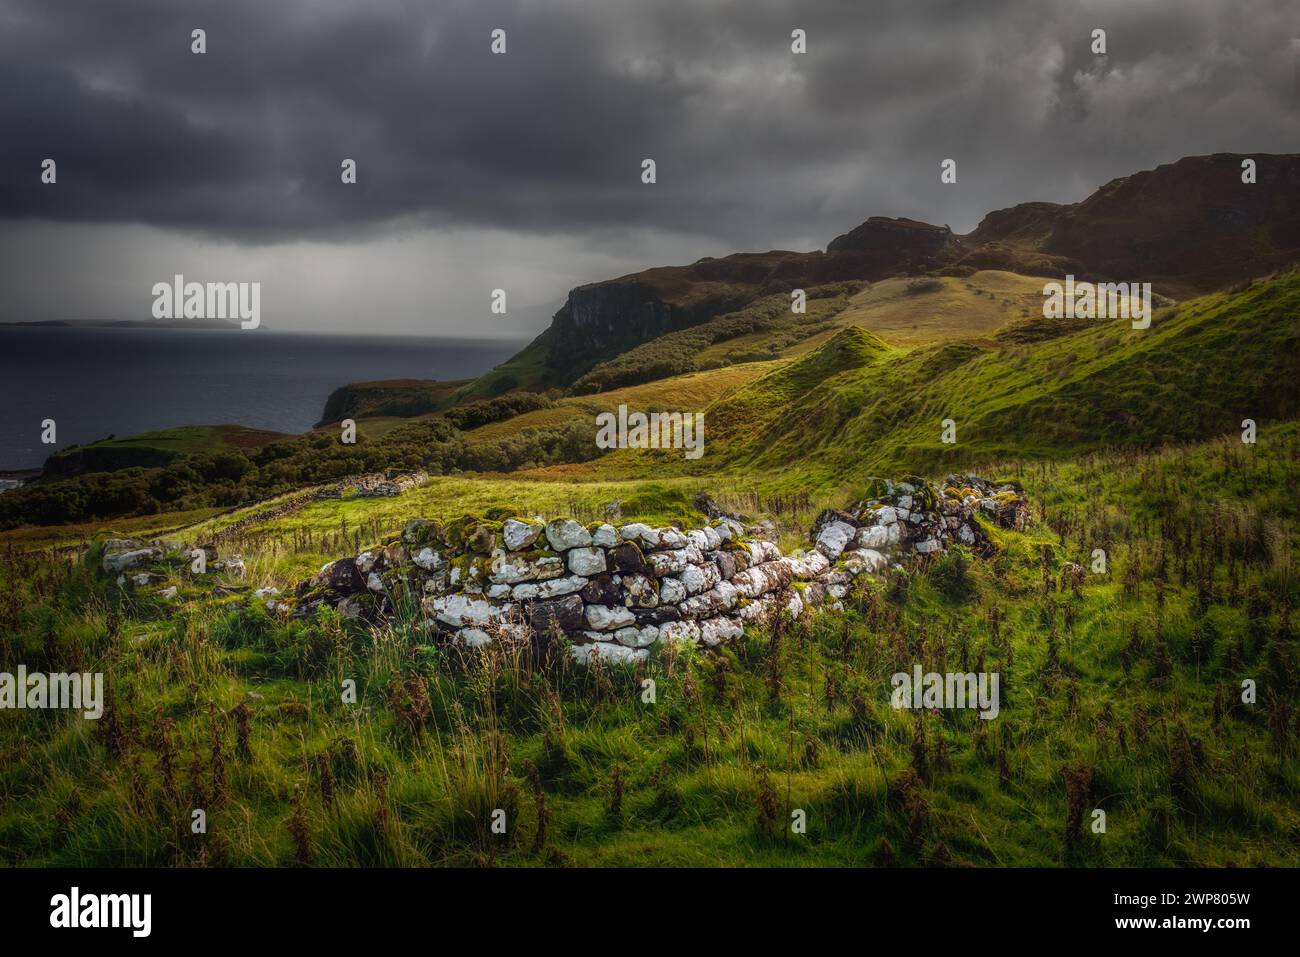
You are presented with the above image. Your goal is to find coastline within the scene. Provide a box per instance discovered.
[0,326,530,472]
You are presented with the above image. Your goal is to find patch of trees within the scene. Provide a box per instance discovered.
[0,413,606,530]
[459,421,600,472]
[0,420,464,530]
[441,392,556,431]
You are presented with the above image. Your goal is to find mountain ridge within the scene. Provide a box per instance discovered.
[461,152,1300,399]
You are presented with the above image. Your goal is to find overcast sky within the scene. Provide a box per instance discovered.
[1,0,1296,336]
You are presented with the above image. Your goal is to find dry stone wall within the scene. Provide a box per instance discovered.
[317,470,429,499]
[280,474,1029,665]
[95,475,1028,663]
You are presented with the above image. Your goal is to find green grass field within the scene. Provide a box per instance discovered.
[43,425,291,475]
[1,271,1297,868]
[825,270,1048,347]
[2,422,1296,866]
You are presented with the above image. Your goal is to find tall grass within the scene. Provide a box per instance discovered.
[1,426,1297,866]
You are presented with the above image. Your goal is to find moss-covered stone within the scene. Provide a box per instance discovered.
[442,515,481,550]
[910,483,939,512]
[515,546,562,563]
[448,553,487,588]
[465,520,502,554]
[292,583,333,606]
[861,478,894,501]
[401,518,443,549]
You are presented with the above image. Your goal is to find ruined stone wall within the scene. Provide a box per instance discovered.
[317,470,429,499]
[283,474,1028,665]
[97,475,1028,661]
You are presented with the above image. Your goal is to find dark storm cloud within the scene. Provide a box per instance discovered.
[2,0,1296,249]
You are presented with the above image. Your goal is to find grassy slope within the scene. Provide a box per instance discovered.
[566,286,857,394]
[316,379,469,427]
[449,331,557,403]
[450,269,1037,408]
[828,270,1047,347]
[2,425,1296,866]
[565,271,1300,491]
[103,425,292,453]
[465,362,784,444]
[457,267,1032,446]
[292,363,784,465]
[50,424,290,462]
[0,507,229,552]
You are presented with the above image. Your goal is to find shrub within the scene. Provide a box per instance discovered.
[929,544,975,602]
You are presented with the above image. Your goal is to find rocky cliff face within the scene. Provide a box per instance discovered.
[316,379,467,427]
[508,153,1300,392]
[1039,153,1300,296]
[543,219,964,383]
[962,154,1300,296]
[964,202,1069,247]
[544,270,754,378]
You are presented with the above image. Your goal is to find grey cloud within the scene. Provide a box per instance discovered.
[2,0,1295,243]
[0,0,1296,334]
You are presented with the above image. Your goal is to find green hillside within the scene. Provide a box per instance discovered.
[316,379,469,426]
[574,271,1299,489]
[450,330,558,402]
[829,270,1048,347]
[566,284,861,394]
[43,425,291,477]
[455,270,1040,404]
